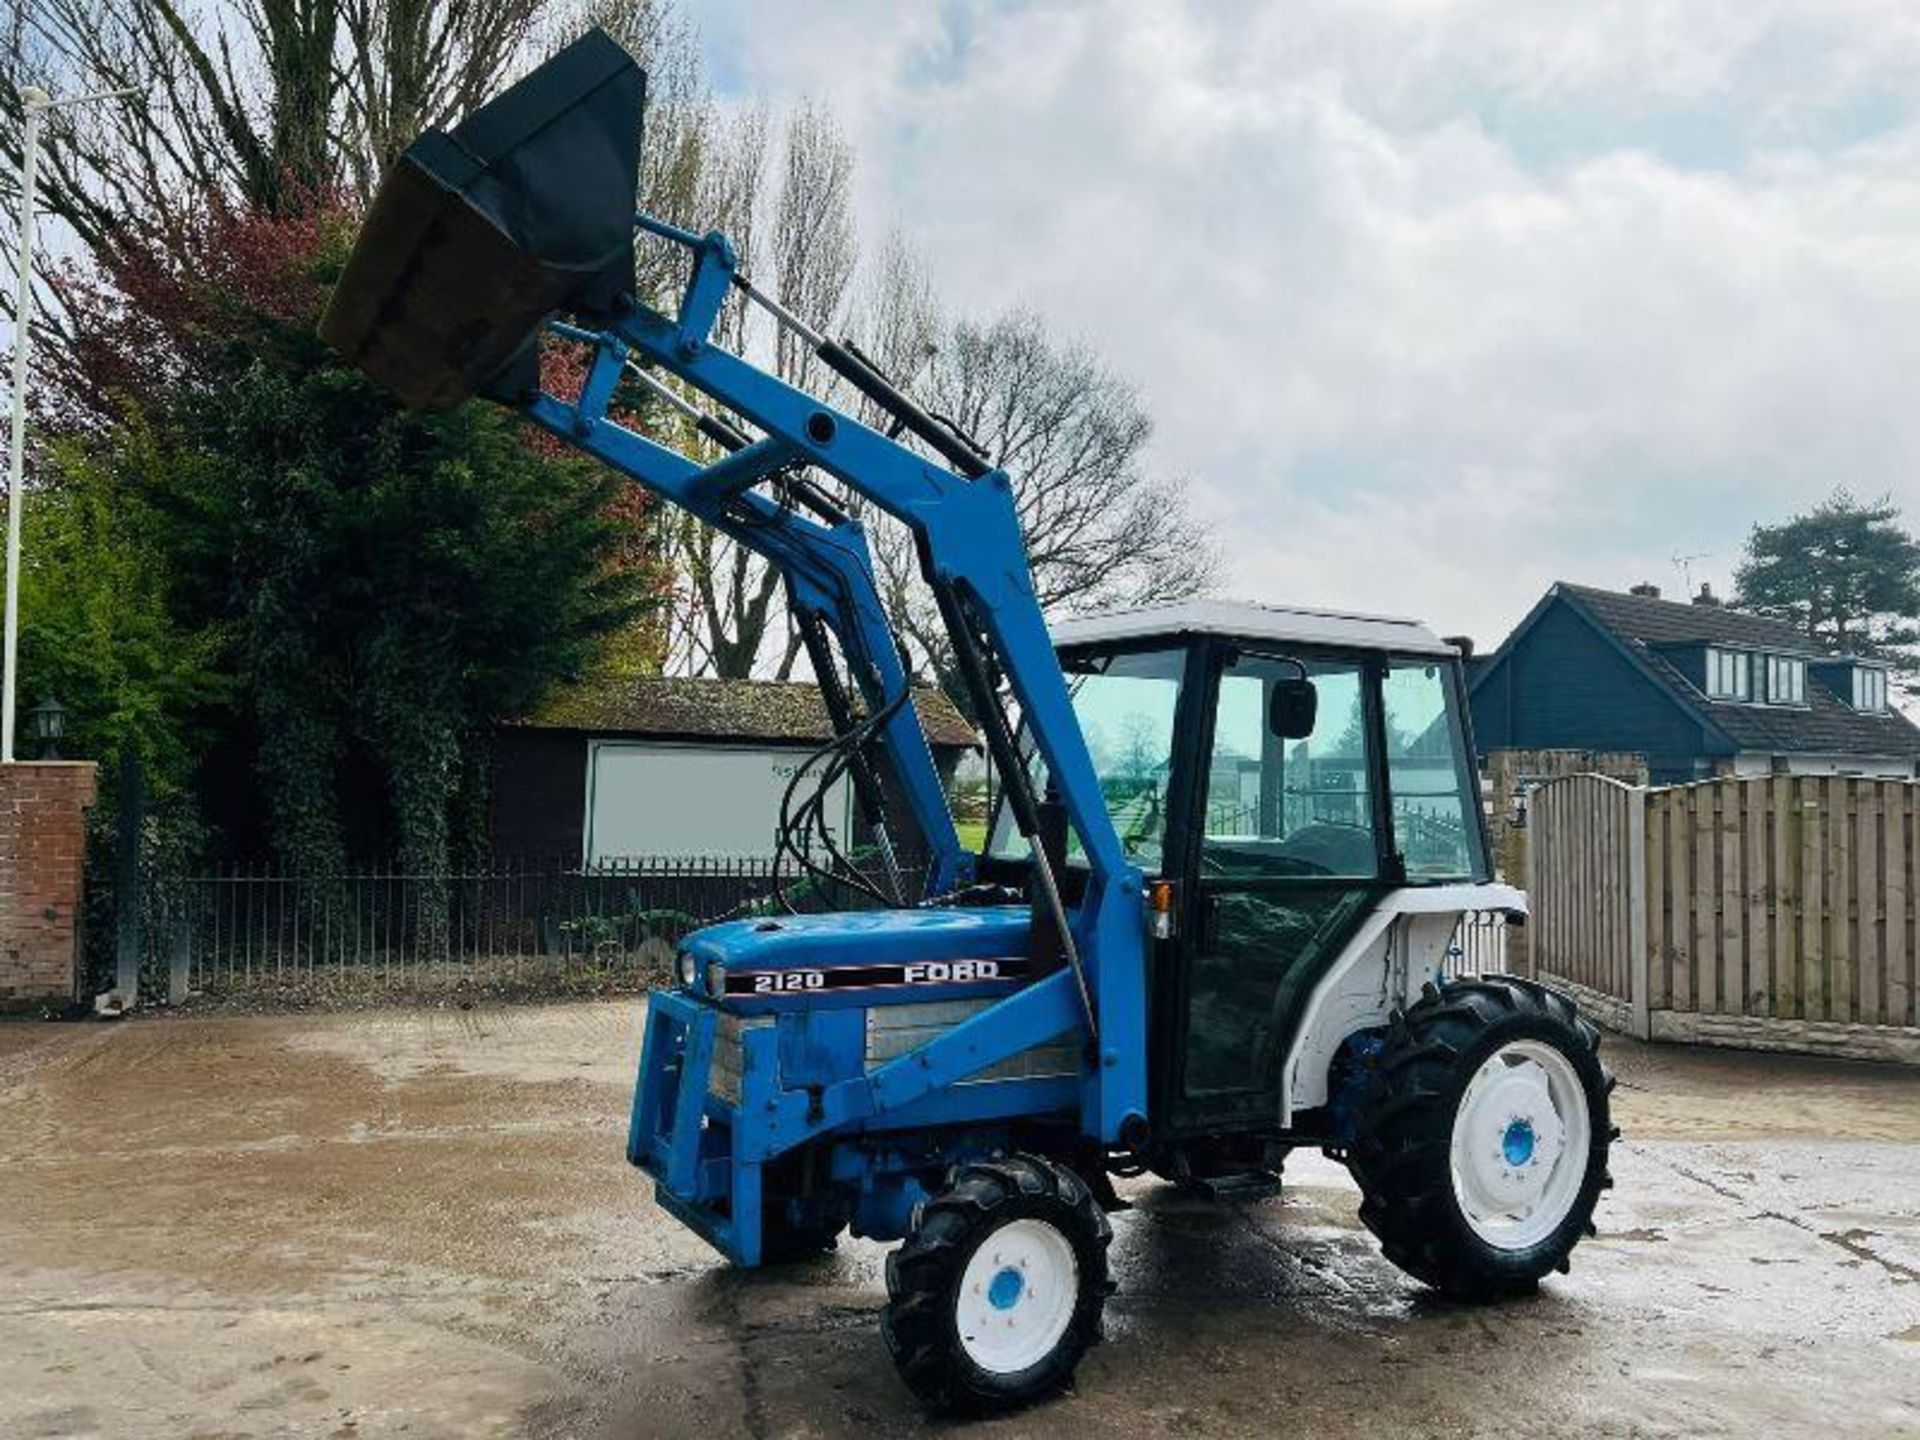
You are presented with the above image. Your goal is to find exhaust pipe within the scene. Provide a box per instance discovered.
[319,28,646,410]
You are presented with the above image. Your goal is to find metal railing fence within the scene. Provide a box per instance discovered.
[90,849,1508,1004]
[99,854,924,1000]
[1449,909,1511,977]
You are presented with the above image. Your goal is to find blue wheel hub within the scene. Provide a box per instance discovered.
[1502,1117,1537,1166]
[987,1266,1025,1311]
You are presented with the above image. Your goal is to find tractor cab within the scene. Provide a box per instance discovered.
[987,600,1491,1137]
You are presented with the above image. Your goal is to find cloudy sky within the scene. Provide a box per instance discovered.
[689,0,1920,650]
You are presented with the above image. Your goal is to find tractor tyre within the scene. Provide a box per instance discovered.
[1348,976,1615,1300]
[883,1153,1113,1413]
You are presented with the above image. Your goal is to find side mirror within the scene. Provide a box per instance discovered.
[1269,677,1318,739]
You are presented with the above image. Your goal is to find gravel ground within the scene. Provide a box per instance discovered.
[2,1000,1918,1438]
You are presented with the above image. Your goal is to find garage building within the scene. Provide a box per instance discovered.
[492,676,979,865]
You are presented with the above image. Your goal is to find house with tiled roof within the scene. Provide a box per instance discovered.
[1469,581,1920,784]
[491,676,977,863]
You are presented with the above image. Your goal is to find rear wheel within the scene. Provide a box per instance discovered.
[883,1154,1112,1413]
[1348,976,1615,1299]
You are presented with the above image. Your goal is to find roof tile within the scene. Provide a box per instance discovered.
[513,676,980,750]
[1560,584,1920,760]
[1561,584,1820,653]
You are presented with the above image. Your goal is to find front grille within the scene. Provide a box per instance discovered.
[710,1011,773,1106]
[866,999,1078,1084]
[707,1000,1078,1107]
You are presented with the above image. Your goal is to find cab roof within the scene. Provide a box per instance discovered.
[1050,599,1459,658]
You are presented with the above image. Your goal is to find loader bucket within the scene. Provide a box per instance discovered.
[319,28,645,410]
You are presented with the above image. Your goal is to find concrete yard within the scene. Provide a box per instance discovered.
[2,1001,1918,1439]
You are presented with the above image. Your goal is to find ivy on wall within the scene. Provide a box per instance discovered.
[23,199,656,877]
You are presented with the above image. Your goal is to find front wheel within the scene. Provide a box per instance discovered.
[883,1154,1112,1413]
[1348,976,1615,1299]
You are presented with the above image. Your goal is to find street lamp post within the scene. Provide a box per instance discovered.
[3,82,140,764]
[1,86,45,764]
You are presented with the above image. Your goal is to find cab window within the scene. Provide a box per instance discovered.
[1200,658,1377,879]
[988,647,1184,871]
[1381,658,1486,881]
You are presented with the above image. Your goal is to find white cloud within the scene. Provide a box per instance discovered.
[694,0,1920,646]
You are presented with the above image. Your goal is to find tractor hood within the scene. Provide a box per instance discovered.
[319,27,645,409]
[681,906,1036,1009]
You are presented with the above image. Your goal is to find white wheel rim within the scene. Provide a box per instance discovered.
[955,1217,1079,1375]
[1448,1039,1591,1251]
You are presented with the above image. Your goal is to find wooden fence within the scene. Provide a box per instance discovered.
[1526,775,1642,1026]
[1526,773,1920,1060]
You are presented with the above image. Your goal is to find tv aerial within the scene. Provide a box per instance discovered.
[1672,551,1712,595]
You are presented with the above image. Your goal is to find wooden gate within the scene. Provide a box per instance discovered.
[1525,774,1645,1034]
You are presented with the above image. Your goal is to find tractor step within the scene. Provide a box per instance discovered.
[1181,1170,1283,1204]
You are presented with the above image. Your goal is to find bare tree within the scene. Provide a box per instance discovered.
[942,311,1212,613]
[665,229,1217,695]
[338,0,542,198]
[850,228,941,417]
[1,2,274,318]
[4,0,544,228]
[4,0,1215,695]
[872,309,1217,705]
[768,100,855,393]
[0,0,564,387]
[843,230,942,676]
[702,103,768,348]
[665,98,859,679]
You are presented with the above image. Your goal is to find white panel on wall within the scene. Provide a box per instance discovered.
[584,741,851,863]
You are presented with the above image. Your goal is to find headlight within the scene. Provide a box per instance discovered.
[676,951,697,988]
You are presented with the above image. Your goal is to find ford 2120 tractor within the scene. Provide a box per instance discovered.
[322,31,1616,1412]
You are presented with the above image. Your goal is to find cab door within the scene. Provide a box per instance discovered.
[1163,644,1390,1134]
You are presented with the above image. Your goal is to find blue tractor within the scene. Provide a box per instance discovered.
[322,31,1616,1412]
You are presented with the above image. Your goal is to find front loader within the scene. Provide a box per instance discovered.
[322,30,1616,1413]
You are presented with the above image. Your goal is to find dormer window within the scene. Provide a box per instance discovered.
[1705,648,1750,701]
[1854,666,1889,713]
[1763,656,1806,706]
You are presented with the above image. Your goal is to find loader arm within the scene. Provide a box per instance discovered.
[530,225,1148,1137]
[318,27,1149,1140]
[529,324,967,898]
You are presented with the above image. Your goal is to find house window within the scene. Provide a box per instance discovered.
[1705,648,1751,701]
[1854,666,1889,713]
[1764,656,1805,706]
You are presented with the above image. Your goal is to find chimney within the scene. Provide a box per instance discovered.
[1628,582,1661,599]
[1693,582,1721,608]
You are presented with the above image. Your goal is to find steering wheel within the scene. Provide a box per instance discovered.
[1197,822,1376,879]
[1275,822,1376,876]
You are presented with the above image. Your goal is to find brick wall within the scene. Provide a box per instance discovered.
[0,762,98,1009]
